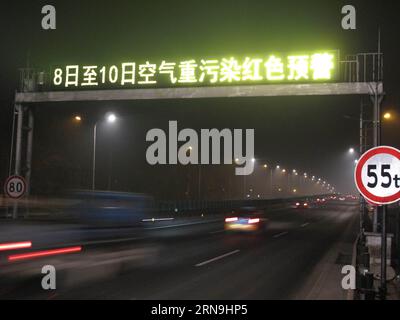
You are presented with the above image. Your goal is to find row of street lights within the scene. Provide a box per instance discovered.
[237,158,334,199]
[71,115,335,197]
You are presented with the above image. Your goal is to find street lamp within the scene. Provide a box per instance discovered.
[349,147,355,154]
[107,114,116,123]
[74,115,82,122]
[92,113,117,190]
[242,158,256,199]
[383,112,391,120]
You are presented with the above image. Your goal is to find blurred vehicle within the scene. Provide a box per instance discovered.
[0,191,159,285]
[63,190,155,228]
[224,207,268,232]
[294,201,309,209]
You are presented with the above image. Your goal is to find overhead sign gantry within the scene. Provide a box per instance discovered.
[11,49,384,197]
[16,50,382,103]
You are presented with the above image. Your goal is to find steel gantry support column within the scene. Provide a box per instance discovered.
[14,104,24,176]
[359,100,365,235]
[25,107,34,195]
[12,104,24,219]
[11,103,35,218]
[369,79,386,299]
[12,104,35,193]
[370,85,384,233]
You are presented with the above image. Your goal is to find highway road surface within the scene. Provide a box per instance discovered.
[0,200,358,299]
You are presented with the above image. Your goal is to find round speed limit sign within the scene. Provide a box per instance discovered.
[4,175,26,199]
[355,146,400,205]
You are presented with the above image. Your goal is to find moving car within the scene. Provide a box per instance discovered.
[224,207,268,232]
[294,201,309,209]
[64,190,154,227]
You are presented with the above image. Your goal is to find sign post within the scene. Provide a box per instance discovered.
[354,146,400,299]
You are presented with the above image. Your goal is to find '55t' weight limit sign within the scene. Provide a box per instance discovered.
[4,175,26,199]
[355,146,400,205]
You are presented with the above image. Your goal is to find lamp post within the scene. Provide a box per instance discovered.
[92,113,117,190]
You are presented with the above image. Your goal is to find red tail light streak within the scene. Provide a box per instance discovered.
[8,246,82,262]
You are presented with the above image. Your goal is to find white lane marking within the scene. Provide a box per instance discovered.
[142,217,174,222]
[300,222,310,227]
[209,230,225,234]
[147,219,220,230]
[195,249,240,267]
[273,231,289,238]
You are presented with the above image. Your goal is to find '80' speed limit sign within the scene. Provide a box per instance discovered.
[4,175,26,199]
[355,146,400,205]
